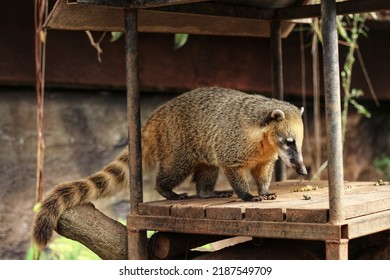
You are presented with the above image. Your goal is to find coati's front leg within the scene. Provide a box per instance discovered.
[250,162,277,200]
[192,164,233,198]
[223,167,261,202]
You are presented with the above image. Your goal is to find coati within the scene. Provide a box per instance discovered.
[32,87,307,249]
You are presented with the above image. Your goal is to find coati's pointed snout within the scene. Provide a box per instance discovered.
[294,164,308,176]
[282,155,307,176]
[288,154,307,176]
[277,141,307,176]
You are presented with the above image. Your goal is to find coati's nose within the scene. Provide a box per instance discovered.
[295,164,308,176]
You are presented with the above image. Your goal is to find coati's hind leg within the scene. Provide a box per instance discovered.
[155,162,193,200]
[250,162,277,200]
[192,164,233,198]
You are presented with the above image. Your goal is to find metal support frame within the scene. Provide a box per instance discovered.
[123,0,348,260]
[321,0,345,225]
[108,0,368,260]
[124,9,147,260]
[270,20,286,181]
[43,0,390,262]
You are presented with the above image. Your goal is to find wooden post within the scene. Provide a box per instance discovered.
[270,20,286,181]
[125,8,148,260]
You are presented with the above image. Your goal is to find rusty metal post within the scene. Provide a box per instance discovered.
[321,0,345,224]
[270,20,286,181]
[125,8,148,260]
[326,239,349,260]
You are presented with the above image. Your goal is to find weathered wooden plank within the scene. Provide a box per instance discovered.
[204,199,289,221]
[138,200,174,216]
[286,208,329,223]
[346,196,390,220]
[343,184,390,219]
[45,0,296,37]
[203,199,248,221]
[346,209,390,239]
[171,198,237,219]
[269,180,329,193]
[245,208,284,222]
[128,214,344,240]
[138,182,390,221]
[206,205,244,220]
[75,0,210,9]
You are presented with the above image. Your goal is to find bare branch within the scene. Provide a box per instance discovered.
[56,203,128,260]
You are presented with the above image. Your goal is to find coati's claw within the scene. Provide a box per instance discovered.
[196,190,234,199]
[241,193,263,202]
[261,193,277,200]
[175,193,189,200]
[158,190,189,200]
[214,190,234,198]
[250,196,263,202]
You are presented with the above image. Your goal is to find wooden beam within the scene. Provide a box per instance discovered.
[149,0,390,21]
[153,2,275,20]
[128,215,344,241]
[51,0,390,34]
[73,0,209,8]
[347,210,390,240]
[276,0,390,20]
[45,0,294,37]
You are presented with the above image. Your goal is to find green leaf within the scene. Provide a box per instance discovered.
[33,202,42,213]
[174,34,189,50]
[110,31,123,42]
[351,88,363,98]
[337,18,350,42]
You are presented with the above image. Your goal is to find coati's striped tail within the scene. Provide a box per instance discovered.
[32,149,130,249]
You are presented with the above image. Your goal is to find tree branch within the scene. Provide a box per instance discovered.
[56,203,128,260]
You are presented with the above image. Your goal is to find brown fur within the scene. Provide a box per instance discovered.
[32,87,306,248]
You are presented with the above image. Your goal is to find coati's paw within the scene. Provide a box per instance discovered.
[173,193,189,200]
[196,190,234,199]
[159,190,189,200]
[214,190,234,198]
[250,196,263,202]
[261,193,277,200]
[241,193,263,202]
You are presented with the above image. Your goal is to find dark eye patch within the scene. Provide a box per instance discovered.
[285,138,295,147]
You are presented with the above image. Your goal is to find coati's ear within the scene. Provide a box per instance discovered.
[300,107,304,116]
[271,109,285,122]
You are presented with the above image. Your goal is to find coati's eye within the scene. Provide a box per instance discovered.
[279,137,295,150]
[285,138,295,147]
[286,137,294,143]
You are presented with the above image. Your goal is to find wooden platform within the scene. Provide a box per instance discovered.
[128,180,390,242]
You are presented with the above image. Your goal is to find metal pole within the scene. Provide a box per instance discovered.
[270,20,286,181]
[321,0,345,224]
[125,9,147,259]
